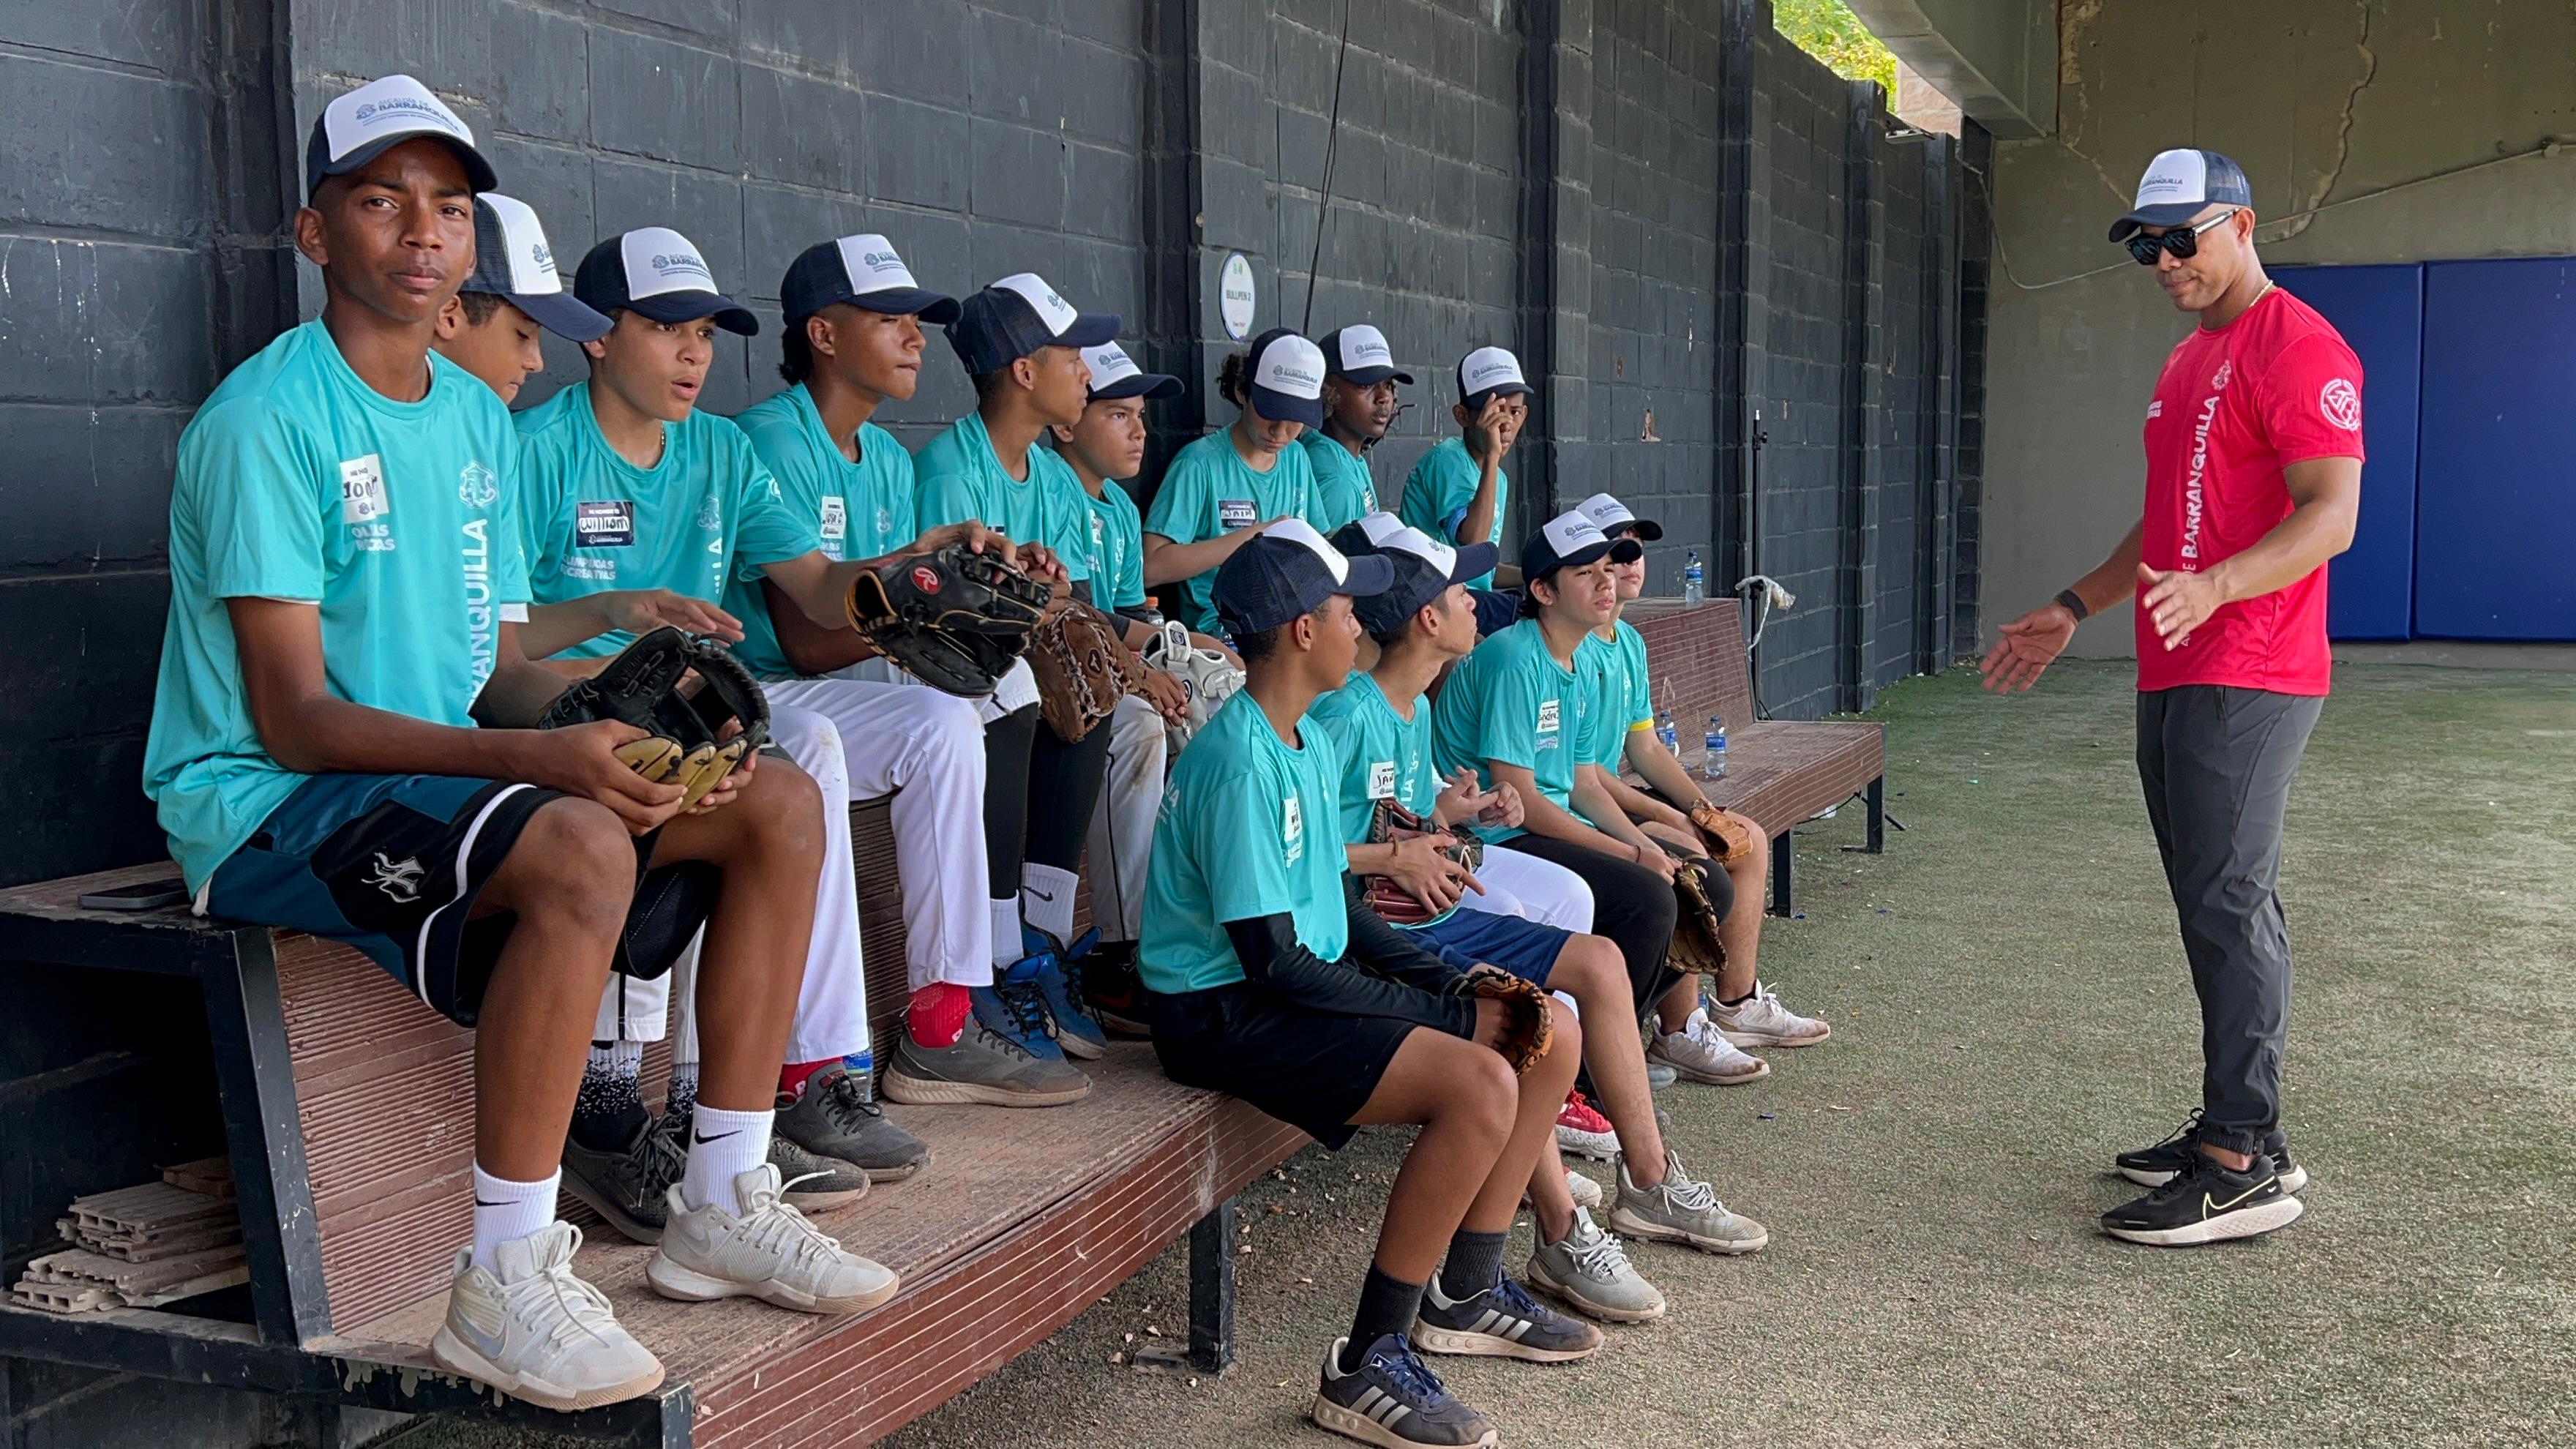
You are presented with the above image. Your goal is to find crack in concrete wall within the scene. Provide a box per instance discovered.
[2272,0,2381,242]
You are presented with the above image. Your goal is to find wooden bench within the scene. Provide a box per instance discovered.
[0,842,1304,1448]
[1618,598,1887,913]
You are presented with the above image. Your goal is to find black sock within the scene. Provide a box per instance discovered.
[1440,1228,1509,1298]
[1719,988,1754,1008]
[570,1041,648,1152]
[1341,1265,1424,1371]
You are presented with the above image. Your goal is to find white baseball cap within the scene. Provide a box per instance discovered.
[463,195,610,342]
[1082,342,1183,402]
[1456,345,1532,407]
[305,74,498,198]
[572,227,758,334]
[1243,329,1327,427]
[1317,323,1414,385]
[780,233,960,325]
[1574,491,1663,542]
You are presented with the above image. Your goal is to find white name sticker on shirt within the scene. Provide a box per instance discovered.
[1282,793,1304,865]
[818,495,847,543]
[1219,498,1258,531]
[340,455,389,525]
[1367,760,1397,800]
[1537,700,1560,733]
[576,500,635,547]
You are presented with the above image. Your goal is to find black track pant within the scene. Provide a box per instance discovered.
[981,702,1112,896]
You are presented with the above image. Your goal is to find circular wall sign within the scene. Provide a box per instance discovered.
[1218,252,1257,342]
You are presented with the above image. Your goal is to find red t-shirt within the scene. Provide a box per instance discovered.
[2136,288,2365,694]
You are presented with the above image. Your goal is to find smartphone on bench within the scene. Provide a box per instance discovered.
[78,878,188,912]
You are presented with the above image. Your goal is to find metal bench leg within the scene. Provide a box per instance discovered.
[1770,830,1793,917]
[1865,777,1885,853]
[200,929,334,1345]
[1186,1198,1235,1373]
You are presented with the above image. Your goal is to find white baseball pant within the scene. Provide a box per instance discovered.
[1082,693,1166,943]
[1460,845,1595,934]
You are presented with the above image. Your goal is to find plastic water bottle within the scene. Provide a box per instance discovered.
[1656,708,1678,757]
[1701,714,1727,780]
[1682,550,1704,605]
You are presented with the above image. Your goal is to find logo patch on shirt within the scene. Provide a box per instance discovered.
[1367,760,1397,800]
[1218,498,1258,531]
[2211,359,2234,391]
[2318,378,2362,432]
[2146,400,2163,420]
[458,459,498,509]
[339,454,389,525]
[818,495,847,542]
[576,500,634,547]
[1282,793,1304,865]
[696,495,723,533]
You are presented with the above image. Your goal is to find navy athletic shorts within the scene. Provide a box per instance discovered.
[1404,907,1570,988]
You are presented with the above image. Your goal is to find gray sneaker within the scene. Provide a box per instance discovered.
[1524,1208,1665,1323]
[1608,1149,1769,1254]
[881,1017,1090,1107]
[561,1114,686,1245]
[1644,1060,1679,1091]
[777,1065,931,1182]
[766,1133,869,1211]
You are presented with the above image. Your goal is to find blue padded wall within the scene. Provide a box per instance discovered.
[2415,258,2576,640]
[2273,265,2422,641]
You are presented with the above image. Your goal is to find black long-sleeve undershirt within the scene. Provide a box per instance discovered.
[1219,877,1475,1038]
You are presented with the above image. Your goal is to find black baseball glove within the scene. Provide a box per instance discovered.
[845,543,1050,697]
[537,627,770,812]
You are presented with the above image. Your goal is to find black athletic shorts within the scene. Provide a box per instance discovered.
[1148,982,1422,1150]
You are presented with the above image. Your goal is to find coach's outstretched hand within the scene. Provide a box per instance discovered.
[1980,599,2078,693]
[515,719,689,834]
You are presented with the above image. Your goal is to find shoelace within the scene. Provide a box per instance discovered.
[1486,1276,1554,1323]
[815,1071,886,1134]
[1369,1336,1454,1406]
[2151,1107,2208,1153]
[634,1115,689,1202]
[967,1016,1041,1064]
[991,976,1058,1042]
[510,1229,622,1354]
[1565,1222,1637,1281]
[1657,1169,1722,1214]
[731,1182,852,1272]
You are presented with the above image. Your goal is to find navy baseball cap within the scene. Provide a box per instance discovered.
[463,195,610,343]
[1335,511,1499,583]
[947,273,1120,375]
[1317,324,1413,386]
[2108,149,2253,242]
[1351,524,1496,636]
[1456,345,1533,410]
[1214,519,1395,635]
[1082,342,1182,401]
[1574,490,1663,542]
[781,233,959,326]
[1242,329,1328,427]
[574,228,758,334]
[1521,508,1641,582]
[305,74,498,199]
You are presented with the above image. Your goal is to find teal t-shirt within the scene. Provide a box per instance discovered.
[1143,430,1321,632]
[143,321,531,891]
[1399,436,1507,589]
[913,413,1093,584]
[1074,479,1147,611]
[725,386,916,680]
[1300,433,1380,535]
[1583,619,1653,768]
[514,383,815,659]
[1429,619,1603,842]
[1139,691,1351,994]
[1303,672,1439,847]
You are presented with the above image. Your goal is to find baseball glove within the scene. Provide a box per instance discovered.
[845,543,1049,697]
[1360,798,1486,926]
[537,627,770,812]
[1669,854,1729,979]
[1449,968,1553,1074]
[1028,602,1144,741]
[1689,804,1754,865]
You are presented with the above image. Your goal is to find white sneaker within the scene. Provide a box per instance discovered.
[646,1163,900,1314]
[430,1222,665,1412]
[1518,1167,1603,1213]
[1524,1207,1665,1324]
[1707,982,1830,1046]
[1647,1008,1771,1084]
[1609,1149,1770,1254]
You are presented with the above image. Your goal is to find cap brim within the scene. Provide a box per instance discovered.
[1249,383,1325,427]
[1448,542,1500,583]
[1093,371,1183,402]
[512,289,613,344]
[624,291,761,335]
[847,287,962,325]
[1336,553,1397,598]
[1464,382,1535,410]
[318,132,500,197]
[2108,202,2214,242]
[1060,312,1121,348]
[1332,365,1414,386]
[1620,518,1664,542]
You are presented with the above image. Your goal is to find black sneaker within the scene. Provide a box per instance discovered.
[776,1064,931,1183]
[561,1111,686,1244]
[2115,1110,2307,1192]
[2100,1154,2305,1246]
[1081,940,1152,1037]
[1412,1272,1603,1363]
[1311,1333,1497,1448]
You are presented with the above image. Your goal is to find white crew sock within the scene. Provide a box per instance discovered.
[680,1104,773,1216]
[470,1164,561,1273]
[1021,864,1079,949]
[990,899,1022,967]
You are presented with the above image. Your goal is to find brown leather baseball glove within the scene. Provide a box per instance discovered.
[1669,855,1729,978]
[1689,803,1755,865]
[1360,798,1486,926]
[1027,602,1144,741]
[1454,968,1553,1074]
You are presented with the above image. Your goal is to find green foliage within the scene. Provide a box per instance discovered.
[1774,0,1900,96]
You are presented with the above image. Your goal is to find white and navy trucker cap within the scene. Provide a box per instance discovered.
[1520,508,1642,581]
[305,74,498,198]
[1456,345,1533,408]
[947,272,1121,375]
[1574,490,1663,542]
[1317,324,1414,386]
[1243,328,1327,427]
[572,227,758,334]
[1213,519,1396,635]
[463,195,610,342]
[779,233,959,326]
[1083,342,1183,402]
[2108,149,2253,241]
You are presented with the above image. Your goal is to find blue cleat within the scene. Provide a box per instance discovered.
[1021,926,1107,1060]
[970,965,1066,1063]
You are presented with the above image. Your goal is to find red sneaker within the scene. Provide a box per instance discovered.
[1554,1091,1617,1161]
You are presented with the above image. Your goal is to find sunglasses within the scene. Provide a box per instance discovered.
[2125,209,2239,265]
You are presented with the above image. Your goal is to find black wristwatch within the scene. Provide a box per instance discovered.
[2053,588,2090,622]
